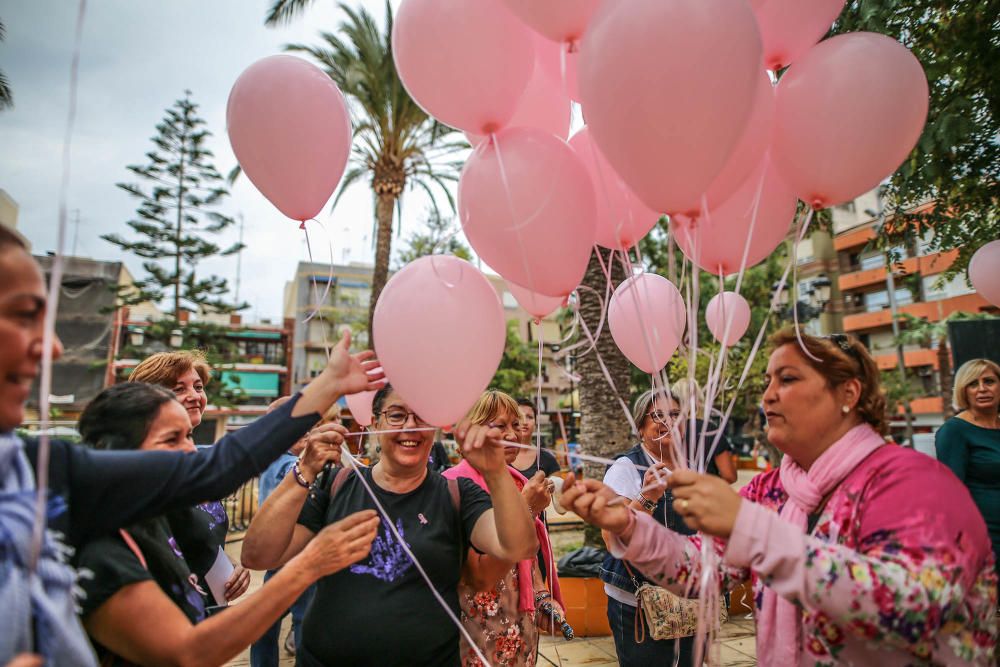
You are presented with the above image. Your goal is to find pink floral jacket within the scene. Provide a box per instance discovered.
[609,445,998,665]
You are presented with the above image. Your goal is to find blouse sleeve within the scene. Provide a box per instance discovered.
[934,420,967,482]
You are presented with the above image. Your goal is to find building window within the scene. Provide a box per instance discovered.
[859,254,886,270]
[864,288,913,312]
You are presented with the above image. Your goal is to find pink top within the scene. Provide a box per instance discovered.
[608,444,998,665]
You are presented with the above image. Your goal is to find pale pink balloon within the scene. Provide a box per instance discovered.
[226,55,351,222]
[459,127,597,297]
[373,256,505,427]
[569,127,659,251]
[466,56,572,146]
[671,157,798,276]
[752,0,846,71]
[772,32,929,209]
[969,240,1000,308]
[392,0,535,134]
[608,274,686,374]
[500,0,603,44]
[535,36,581,102]
[344,367,382,427]
[706,292,752,347]
[578,0,763,216]
[507,281,567,319]
[703,72,775,208]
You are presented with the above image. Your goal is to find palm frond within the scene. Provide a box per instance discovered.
[264,0,313,26]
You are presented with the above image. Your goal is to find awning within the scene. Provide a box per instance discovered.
[220,371,280,397]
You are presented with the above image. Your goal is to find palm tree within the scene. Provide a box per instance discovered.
[270,1,465,346]
[1,20,13,110]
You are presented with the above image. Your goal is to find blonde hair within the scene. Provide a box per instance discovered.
[466,389,521,426]
[129,350,211,387]
[953,358,1000,411]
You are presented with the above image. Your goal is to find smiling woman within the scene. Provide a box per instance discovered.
[129,351,210,428]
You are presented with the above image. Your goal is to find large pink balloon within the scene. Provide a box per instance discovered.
[535,36,581,102]
[507,281,567,320]
[392,0,535,134]
[706,292,752,347]
[459,127,596,297]
[752,0,846,71]
[373,256,505,426]
[227,55,351,222]
[578,0,763,216]
[500,0,602,44]
[671,158,797,276]
[608,274,686,374]
[569,127,659,251]
[344,368,381,427]
[969,240,1000,308]
[703,72,775,208]
[466,55,572,146]
[772,32,929,209]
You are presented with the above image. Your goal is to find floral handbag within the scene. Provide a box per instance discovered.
[623,561,727,642]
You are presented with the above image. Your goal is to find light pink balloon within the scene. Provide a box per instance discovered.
[466,55,572,146]
[507,281,567,319]
[772,32,929,209]
[578,0,763,216]
[500,0,603,44]
[226,55,351,222]
[569,127,659,251]
[459,127,596,297]
[969,240,1000,308]
[671,157,797,276]
[608,274,686,374]
[373,256,505,427]
[392,0,535,134]
[706,292,752,347]
[752,0,846,71]
[344,367,382,427]
[535,36,581,102]
[703,72,775,208]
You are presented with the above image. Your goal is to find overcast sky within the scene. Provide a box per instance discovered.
[1,0,454,322]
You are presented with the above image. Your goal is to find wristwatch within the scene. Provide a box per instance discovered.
[635,493,656,513]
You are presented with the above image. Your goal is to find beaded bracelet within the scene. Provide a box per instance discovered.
[292,461,312,489]
[534,590,552,603]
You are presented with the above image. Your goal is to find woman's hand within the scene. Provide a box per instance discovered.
[640,462,671,502]
[4,655,43,667]
[298,422,347,481]
[456,421,507,478]
[301,510,381,578]
[559,473,632,536]
[521,471,552,516]
[325,330,385,396]
[669,469,743,538]
[223,563,251,601]
[535,598,566,633]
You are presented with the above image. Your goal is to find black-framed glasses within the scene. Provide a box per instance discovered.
[379,409,429,428]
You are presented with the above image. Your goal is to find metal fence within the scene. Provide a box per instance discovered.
[224,477,259,534]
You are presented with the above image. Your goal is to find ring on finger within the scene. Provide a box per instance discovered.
[681,499,690,512]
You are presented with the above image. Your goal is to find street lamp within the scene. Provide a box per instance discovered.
[128,327,144,347]
[170,329,184,348]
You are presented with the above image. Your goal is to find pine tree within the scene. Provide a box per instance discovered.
[104,91,245,319]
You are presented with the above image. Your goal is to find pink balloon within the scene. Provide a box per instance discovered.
[578,0,763,216]
[703,72,775,208]
[226,55,351,222]
[466,55,572,146]
[969,240,1000,308]
[706,292,752,347]
[772,32,929,209]
[392,0,535,134]
[373,256,505,426]
[500,0,602,44]
[671,157,797,276]
[459,127,596,297]
[608,274,686,374]
[344,368,382,427]
[507,281,567,320]
[535,36,581,102]
[752,0,846,71]
[569,127,659,251]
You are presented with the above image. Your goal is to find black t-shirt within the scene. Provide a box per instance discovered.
[296,467,492,667]
[515,448,561,481]
[166,501,229,605]
[700,420,735,477]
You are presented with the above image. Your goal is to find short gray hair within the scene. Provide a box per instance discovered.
[632,388,681,428]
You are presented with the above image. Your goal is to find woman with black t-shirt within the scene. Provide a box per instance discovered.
[242,383,539,667]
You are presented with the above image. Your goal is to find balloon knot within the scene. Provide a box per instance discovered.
[299,221,307,230]
[483,123,500,137]
[810,198,826,211]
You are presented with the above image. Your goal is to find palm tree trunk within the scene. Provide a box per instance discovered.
[576,247,633,547]
[368,192,396,348]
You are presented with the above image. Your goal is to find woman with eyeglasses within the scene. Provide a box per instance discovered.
[563,329,997,664]
[936,358,1000,577]
[598,388,696,667]
[241,383,538,667]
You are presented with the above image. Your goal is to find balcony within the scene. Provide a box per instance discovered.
[896,396,944,416]
[838,250,959,294]
[873,348,938,370]
[843,293,996,332]
[833,225,876,251]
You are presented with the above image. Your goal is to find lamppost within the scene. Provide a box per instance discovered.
[771,275,833,326]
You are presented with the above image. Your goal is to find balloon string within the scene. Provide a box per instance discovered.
[301,221,333,360]
[535,328,544,470]
[301,218,336,326]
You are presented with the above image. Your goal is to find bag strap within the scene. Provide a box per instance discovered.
[330,466,353,500]
[621,560,648,644]
[118,528,148,570]
[620,559,643,590]
[446,476,460,512]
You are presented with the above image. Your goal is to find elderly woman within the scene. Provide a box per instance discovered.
[129,350,250,607]
[242,383,538,666]
[562,329,997,665]
[936,358,1000,574]
[599,388,695,666]
[74,382,379,667]
[444,390,564,667]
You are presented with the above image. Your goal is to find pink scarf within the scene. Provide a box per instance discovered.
[443,460,563,613]
[759,423,884,666]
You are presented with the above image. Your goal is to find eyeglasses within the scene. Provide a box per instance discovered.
[646,410,682,423]
[379,409,430,428]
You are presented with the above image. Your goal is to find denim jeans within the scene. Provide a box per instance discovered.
[249,570,316,667]
[606,596,695,667]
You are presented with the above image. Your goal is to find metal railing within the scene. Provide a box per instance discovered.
[224,477,259,534]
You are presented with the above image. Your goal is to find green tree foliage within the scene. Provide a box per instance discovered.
[394,209,473,268]
[103,92,244,319]
[833,1,1000,277]
[0,20,12,110]
[489,320,537,398]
